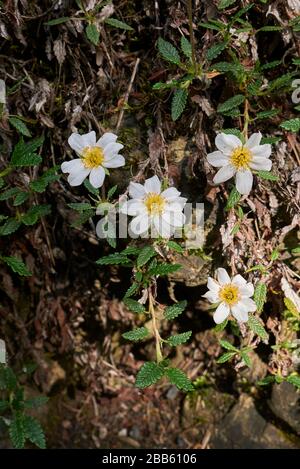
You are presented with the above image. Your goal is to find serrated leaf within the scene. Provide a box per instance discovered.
[124,282,139,298]
[171,89,188,121]
[257,375,276,386]
[284,297,299,317]
[257,171,279,181]
[180,36,192,59]
[137,246,156,268]
[107,184,118,199]
[167,331,192,346]
[2,256,31,276]
[9,414,25,449]
[121,246,141,256]
[218,0,237,9]
[164,300,187,320]
[13,191,29,206]
[166,368,194,391]
[9,117,31,137]
[0,187,20,201]
[219,339,238,351]
[254,283,267,313]
[157,38,181,65]
[247,314,268,342]
[10,137,43,167]
[216,351,236,363]
[214,319,228,332]
[217,94,245,113]
[149,263,181,276]
[167,240,184,253]
[23,415,46,449]
[30,168,60,193]
[122,327,149,342]
[256,109,279,120]
[104,18,134,31]
[86,24,99,45]
[21,204,51,226]
[135,361,165,388]
[84,179,99,195]
[286,374,300,389]
[96,253,131,265]
[260,60,282,70]
[258,26,282,32]
[0,218,21,236]
[45,17,70,26]
[68,202,93,212]
[280,118,300,132]
[123,298,145,314]
[241,351,252,368]
[226,187,241,210]
[206,41,227,60]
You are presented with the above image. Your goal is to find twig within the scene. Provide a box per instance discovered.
[116,57,140,132]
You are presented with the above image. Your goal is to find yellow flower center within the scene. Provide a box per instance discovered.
[81,146,104,168]
[219,284,239,306]
[230,146,252,170]
[144,193,165,215]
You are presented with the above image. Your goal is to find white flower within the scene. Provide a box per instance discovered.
[61,131,125,188]
[120,175,187,238]
[203,268,257,324]
[207,132,272,195]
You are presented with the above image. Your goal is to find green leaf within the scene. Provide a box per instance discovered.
[241,351,252,368]
[30,167,60,193]
[167,331,192,346]
[0,400,9,412]
[0,366,17,391]
[219,339,238,351]
[280,118,300,132]
[122,327,149,342]
[21,204,51,225]
[218,0,237,9]
[284,298,299,317]
[45,16,70,26]
[286,374,300,389]
[257,375,276,386]
[121,246,141,256]
[135,361,165,388]
[291,247,300,254]
[96,253,131,265]
[86,24,99,45]
[9,414,25,449]
[261,136,282,145]
[2,256,31,276]
[107,184,118,199]
[11,137,43,167]
[124,282,139,298]
[217,94,245,113]
[254,283,267,313]
[24,396,49,409]
[171,89,188,121]
[164,300,187,320]
[123,298,145,314]
[226,187,241,210]
[199,21,224,31]
[157,38,181,65]
[206,41,227,61]
[0,187,20,201]
[166,368,194,391]
[258,25,282,32]
[23,415,46,449]
[0,218,21,236]
[9,117,31,137]
[247,315,268,341]
[13,191,29,206]
[104,18,134,31]
[180,36,192,59]
[68,202,93,212]
[84,179,99,195]
[214,319,228,332]
[260,60,282,70]
[137,246,156,268]
[257,171,279,181]
[256,109,279,120]
[217,351,236,363]
[167,240,184,253]
[149,263,181,276]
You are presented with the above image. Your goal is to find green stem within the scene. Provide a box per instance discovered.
[148,289,163,363]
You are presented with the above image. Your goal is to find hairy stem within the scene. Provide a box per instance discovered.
[148,289,163,363]
[243,99,249,139]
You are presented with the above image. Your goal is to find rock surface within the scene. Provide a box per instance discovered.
[269,382,300,434]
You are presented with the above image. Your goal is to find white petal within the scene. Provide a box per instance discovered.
[245,132,262,149]
[161,187,181,200]
[129,182,146,199]
[144,175,161,194]
[130,214,150,235]
[165,198,187,211]
[215,133,242,155]
[153,215,173,238]
[68,131,96,155]
[103,142,124,159]
[67,167,90,186]
[213,165,236,184]
[207,151,230,167]
[207,277,220,292]
[121,200,146,216]
[89,167,105,188]
[162,210,185,227]
[236,169,253,195]
[240,297,257,312]
[232,274,247,287]
[202,291,219,303]
[61,159,84,173]
[213,302,230,324]
[103,154,125,168]
[249,157,272,171]
[217,268,231,285]
[231,303,249,322]
[96,132,118,148]
[251,144,272,159]
[240,283,254,297]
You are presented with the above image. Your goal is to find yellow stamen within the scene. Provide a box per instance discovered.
[219,284,239,306]
[230,146,252,170]
[144,193,165,215]
[81,146,104,168]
